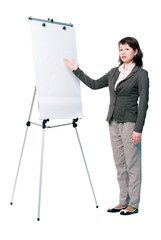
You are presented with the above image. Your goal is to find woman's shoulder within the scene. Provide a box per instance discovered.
[136,66,149,85]
[108,66,119,75]
[110,66,118,71]
[137,66,148,75]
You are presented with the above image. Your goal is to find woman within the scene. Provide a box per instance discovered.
[64,37,149,215]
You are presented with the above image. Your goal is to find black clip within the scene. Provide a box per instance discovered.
[42,119,49,129]
[26,121,31,127]
[72,118,79,128]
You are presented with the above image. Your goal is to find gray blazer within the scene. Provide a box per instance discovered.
[73,66,149,133]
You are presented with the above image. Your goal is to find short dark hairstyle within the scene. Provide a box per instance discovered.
[118,37,143,67]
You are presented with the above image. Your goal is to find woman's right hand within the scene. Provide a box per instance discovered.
[64,58,78,71]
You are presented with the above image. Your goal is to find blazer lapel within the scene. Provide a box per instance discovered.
[122,65,139,81]
[112,68,120,90]
[113,65,139,91]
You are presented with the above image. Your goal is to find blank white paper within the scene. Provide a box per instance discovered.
[29,19,83,119]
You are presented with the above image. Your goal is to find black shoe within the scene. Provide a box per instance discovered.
[120,208,138,215]
[107,207,126,213]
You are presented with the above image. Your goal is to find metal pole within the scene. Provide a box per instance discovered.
[10,87,36,205]
[28,17,73,27]
[28,86,36,121]
[10,126,29,204]
[37,120,47,221]
[74,127,98,208]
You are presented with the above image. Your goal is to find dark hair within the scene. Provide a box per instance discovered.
[118,37,143,67]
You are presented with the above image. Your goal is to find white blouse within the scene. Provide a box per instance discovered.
[115,63,135,90]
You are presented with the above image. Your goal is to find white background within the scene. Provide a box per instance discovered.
[0,0,160,239]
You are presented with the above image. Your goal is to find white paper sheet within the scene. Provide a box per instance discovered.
[29,19,83,119]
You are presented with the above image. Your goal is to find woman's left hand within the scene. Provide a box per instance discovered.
[132,131,142,145]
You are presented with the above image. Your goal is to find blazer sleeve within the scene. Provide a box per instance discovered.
[134,69,149,133]
[73,67,113,90]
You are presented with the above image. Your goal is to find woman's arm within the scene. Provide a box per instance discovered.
[134,69,149,133]
[64,58,110,90]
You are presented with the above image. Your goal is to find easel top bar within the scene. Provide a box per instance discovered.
[28,17,73,27]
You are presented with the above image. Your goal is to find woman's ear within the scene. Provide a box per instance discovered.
[135,49,138,56]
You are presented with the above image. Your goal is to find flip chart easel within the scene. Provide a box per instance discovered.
[10,18,98,221]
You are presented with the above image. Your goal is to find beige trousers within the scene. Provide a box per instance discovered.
[109,121,141,209]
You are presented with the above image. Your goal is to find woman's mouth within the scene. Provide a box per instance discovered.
[122,56,126,59]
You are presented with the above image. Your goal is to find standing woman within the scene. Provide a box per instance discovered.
[64,37,149,215]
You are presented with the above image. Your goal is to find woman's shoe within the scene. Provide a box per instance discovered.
[107,207,126,213]
[120,208,138,215]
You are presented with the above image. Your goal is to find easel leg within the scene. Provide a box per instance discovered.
[37,120,48,221]
[10,126,29,204]
[10,87,36,205]
[74,126,99,208]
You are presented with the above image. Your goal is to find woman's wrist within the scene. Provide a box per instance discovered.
[74,66,79,71]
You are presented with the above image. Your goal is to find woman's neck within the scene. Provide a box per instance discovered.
[123,61,134,70]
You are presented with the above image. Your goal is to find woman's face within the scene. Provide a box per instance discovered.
[119,43,138,64]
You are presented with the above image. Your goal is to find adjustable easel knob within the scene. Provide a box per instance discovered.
[72,118,79,128]
[42,119,49,129]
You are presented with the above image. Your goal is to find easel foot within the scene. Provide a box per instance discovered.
[10,202,13,205]
[96,206,99,208]
[37,218,40,221]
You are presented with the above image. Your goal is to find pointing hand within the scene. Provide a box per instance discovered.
[64,58,78,71]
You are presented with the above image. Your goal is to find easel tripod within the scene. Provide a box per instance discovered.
[10,87,99,220]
